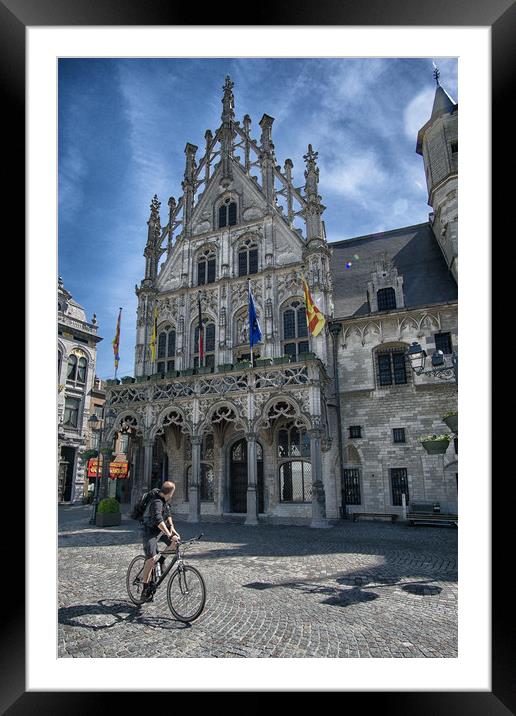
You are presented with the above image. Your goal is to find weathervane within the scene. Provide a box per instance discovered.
[432,62,440,86]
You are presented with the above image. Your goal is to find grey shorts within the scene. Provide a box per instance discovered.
[142,528,161,559]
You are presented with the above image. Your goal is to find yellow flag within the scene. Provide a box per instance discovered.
[301,275,325,337]
[149,305,158,362]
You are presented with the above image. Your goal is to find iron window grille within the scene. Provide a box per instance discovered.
[434,332,453,355]
[393,428,406,444]
[279,460,312,503]
[349,425,362,439]
[377,287,397,311]
[343,468,361,505]
[390,468,409,506]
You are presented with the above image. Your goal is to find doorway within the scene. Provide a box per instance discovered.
[59,447,76,501]
[230,438,264,513]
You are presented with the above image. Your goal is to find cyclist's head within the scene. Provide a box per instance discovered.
[160,481,176,501]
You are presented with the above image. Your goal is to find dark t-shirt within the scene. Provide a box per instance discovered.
[142,494,172,531]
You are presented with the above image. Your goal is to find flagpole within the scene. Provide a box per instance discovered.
[248,279,253,367]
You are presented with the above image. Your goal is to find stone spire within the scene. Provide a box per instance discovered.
[182,143,198,236]
[302,145,325,242]
[259,114,276,204]
[220,76,236,181]
[143,194,164,283]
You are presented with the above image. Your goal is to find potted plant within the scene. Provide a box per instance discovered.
[419,434,452,455]
[165,369,179,379]
[256,357,272,367]
[234,360,252,370]
[180,368,195,377]
[95,496,121,527]
[197,365,213,374]
[106,378,120,386]
[272,355,291,365]
[218,363,233,372]
[136,375,148,383]
[442,411,458,433]
[121,376,135,384]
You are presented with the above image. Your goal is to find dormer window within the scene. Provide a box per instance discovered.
[197,249,216,285]
[218,197,237,228]
[377,287,397,311]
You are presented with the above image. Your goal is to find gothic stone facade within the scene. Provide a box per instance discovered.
[105,75,458,525]
[58,278,103,502]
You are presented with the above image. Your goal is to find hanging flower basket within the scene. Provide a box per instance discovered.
[442,412,458,433]
[419,434,452,454]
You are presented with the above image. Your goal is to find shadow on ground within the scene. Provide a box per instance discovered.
[58,599,191,632]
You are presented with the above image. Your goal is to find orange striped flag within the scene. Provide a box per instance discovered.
[301,275,325,337]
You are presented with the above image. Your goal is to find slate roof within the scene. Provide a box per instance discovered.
[416,84,458,154]
[329,222,457,319]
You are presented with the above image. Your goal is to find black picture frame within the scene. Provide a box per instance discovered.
[6,0,510,710]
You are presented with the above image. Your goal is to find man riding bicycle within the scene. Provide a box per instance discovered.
[141,481,180,602]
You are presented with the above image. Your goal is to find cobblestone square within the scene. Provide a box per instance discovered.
[58,506,457,658]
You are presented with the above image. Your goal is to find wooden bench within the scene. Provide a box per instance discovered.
[407,503,457,527]
[352,512,399,523]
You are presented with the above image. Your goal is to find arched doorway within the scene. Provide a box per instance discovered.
[230,438,264,513]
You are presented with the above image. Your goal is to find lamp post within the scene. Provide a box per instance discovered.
[88,406,116,525]
[406,342,458,383]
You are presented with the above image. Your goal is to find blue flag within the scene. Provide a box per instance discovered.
[248,281,262,349]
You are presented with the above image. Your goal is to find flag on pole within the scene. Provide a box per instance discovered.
[197,292,205,365]
[149,305,158,362]
[248,279,262,349]
[111,307,122,371]
[301,274,325,337]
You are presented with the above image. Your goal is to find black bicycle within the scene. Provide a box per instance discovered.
[126,533,206,623]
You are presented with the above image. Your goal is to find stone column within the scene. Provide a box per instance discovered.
[245,433,259,526]
[99,443,113,501]
[309,429,330,528]
[188,435,202,523]
[142,439,154,492]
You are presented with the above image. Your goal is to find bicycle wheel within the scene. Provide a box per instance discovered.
[126,555,147,605]
[166,565,206,622]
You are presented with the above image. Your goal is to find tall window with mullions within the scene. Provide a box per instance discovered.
[282,300,309,361]
[377,350,407,386]
[194,322,215,368]
[156,328,176,374]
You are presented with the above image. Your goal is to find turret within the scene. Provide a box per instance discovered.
[416,66,458,282]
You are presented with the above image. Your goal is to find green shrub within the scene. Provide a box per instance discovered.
[98,497,120,514]
[442,411,458,419]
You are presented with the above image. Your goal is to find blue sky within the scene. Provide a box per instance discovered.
[58,57,458,380]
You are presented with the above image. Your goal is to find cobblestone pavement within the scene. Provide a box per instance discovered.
[58,506,457,658]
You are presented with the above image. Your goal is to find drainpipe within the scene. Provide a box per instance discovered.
[328,321,347,519]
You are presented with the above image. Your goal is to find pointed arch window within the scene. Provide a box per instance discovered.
[238,238,259,276]
[218,197,237,228]
[156,326,176,375]
[197,249,216,285]
[282,299,309,361]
